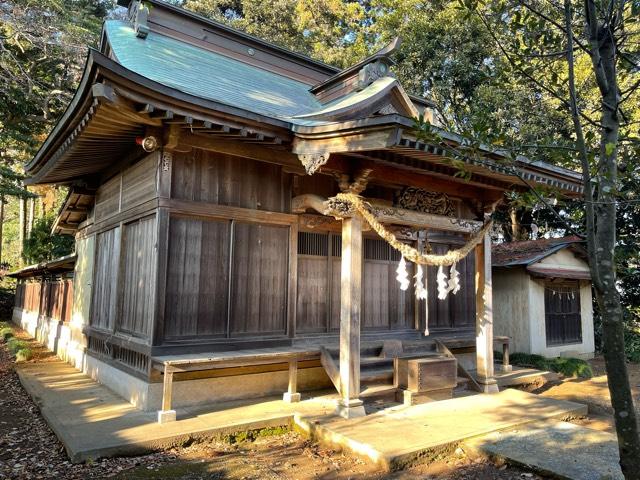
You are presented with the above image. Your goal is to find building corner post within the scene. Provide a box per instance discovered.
[336,216,366,418]
[475,232,499,393]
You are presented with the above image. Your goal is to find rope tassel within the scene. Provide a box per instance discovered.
[396,256,410,291]
[447,263,461,295]
[437,265,449,300]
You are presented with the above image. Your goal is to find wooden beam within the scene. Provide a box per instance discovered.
[177,134,303,172]
[475,233,498,393]
[292,127,400,156]
[291,194,482,233]
[336,216,366,419]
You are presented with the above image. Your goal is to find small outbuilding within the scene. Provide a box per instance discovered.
[492,236,594,359]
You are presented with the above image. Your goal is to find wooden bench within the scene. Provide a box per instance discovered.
[151,347,319,424]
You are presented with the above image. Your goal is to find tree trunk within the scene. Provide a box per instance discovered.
[0,195,4,265]
[27,196,35,236]
[583,1,640,476]
[19,196,26,265]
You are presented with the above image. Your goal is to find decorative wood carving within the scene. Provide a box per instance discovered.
[357,60,395,90]
[396,187,456,217]
[128,0,150,39]
[161,151,172,172]
[291,194,481,233]
[299,152,330,175]
[298,214,338,230]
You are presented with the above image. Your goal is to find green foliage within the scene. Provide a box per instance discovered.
[0,327,14,342]
[624,320,640,364]
[7,338,28,355]
[223,425,289,444]
[181,0,370,67]
[506,352,593,378]
[22,213,74,264]
[15,348,33,362]
[0,285,15,320]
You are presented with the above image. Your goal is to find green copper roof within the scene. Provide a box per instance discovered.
[105,20,325,125]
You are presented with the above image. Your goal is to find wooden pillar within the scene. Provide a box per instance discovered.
[283,358,301,403]
[336,217,366,418]
[475,233,499,393]
[158,365,176,423]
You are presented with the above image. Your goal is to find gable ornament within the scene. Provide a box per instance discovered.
[298,152,330,175]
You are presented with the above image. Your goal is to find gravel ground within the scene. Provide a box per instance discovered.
[0,323,547,480]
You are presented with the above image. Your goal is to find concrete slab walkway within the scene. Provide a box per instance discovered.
[16,360,336,462]
[294,389,587,471]
[17,358,588,472]
[466,421,623,480]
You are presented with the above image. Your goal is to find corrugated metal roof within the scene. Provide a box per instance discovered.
[105,21,326,124]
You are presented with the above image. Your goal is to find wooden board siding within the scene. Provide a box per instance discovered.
[164,216,230,339]
[163,217,289,341]
[362,237,414,330]
[230,222,289,335]
[15,279,73,323]
[94,175,121,222]
[119,215,158,339]
[297,232,416,333]
[93,153,158,224]
[121,154,158,210]
[91,227,121,331]
[171,150,290,213]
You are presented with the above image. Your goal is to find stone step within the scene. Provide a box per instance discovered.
[294,389,589,472]
[465,421,623,480]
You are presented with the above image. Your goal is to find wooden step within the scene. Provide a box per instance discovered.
[361,366,394,385]
[360,356,393,368]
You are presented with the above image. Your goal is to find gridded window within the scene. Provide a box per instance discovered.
[544,282,582,346]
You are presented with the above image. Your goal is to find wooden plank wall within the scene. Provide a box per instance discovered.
[88,153,160,343]
[163,217,289,340]
[230,222,289,335]
[93,153,158,223]
[160,150,294,343]
[171,149,290,212]
[119,215,158,338]
[297,231,475,333]
[91,226,121,331]
[14,278,73,323]
[296,232,415,333]
[422,240,476,331]
[164,217,230,339]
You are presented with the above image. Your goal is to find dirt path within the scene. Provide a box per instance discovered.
[0,322,546,480]
[536,356,640,432]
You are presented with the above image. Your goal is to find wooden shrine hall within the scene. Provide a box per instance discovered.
[15,0,583,421]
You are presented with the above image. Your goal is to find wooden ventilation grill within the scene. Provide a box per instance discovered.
[364,238,401,261]
[298,231,328,256]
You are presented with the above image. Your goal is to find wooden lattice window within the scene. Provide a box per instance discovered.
[544,281,582,346]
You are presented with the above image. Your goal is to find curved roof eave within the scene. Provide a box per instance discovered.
[26,49,296,180]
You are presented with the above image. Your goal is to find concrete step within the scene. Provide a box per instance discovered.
[465,421,623,480]
[294,389,588,472]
